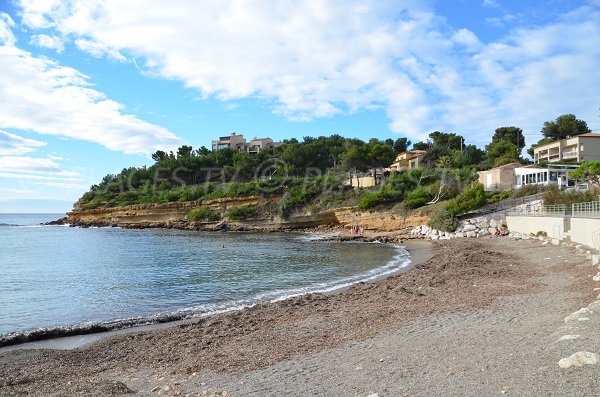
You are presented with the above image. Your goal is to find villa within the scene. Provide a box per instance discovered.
[390,150,427,171]
[533,133,600,164]
[212,133,282,154]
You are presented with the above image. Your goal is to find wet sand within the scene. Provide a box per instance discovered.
[1,238,598,396]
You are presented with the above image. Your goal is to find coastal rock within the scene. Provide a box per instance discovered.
[558,351,599,368]
[559,335,580,341]
[463,224,477,232]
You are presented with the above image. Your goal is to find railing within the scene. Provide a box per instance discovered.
[459,192,545,218]
[572,201,600,218]
[561,150,578,158]
[507,204,567,217]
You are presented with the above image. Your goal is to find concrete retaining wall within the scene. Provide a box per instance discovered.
[506,216,566,240]
[571,218,600,250]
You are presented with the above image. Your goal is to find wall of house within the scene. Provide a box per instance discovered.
[506,215,566,240]
[580,137,600,162]
[570,218,600,250]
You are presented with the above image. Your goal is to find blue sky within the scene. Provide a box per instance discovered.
[0,0,598,213]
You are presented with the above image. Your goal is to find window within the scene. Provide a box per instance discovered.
[580,144,584,152]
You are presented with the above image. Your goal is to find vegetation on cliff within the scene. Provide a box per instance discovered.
[75,114,591,222]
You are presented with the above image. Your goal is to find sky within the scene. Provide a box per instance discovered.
[0,0,598,213]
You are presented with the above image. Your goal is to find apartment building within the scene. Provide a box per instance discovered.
[533,133,600,164]
[212,133,282,153]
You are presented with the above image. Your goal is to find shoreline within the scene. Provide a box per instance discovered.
[0,239,431,351]
[2,237,596,396]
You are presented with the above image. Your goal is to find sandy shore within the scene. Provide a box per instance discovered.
[1,238,599,396]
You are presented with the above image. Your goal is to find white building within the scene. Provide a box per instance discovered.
[514,166,578,189]
[212,133,282,153]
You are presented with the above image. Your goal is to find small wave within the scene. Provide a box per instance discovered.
[296,232,340,241]
[0,223,19,227]
[1,244,413,348]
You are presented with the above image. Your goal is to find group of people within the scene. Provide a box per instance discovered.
[351,224,364,236]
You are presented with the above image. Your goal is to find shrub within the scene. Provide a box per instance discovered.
[358,191,385,210]
[486,190,512,204]
[512,184,544,198]
[187,206,221,222]
[427,207,458,232]
[227,205,257,221]
[403,187,433,209]
[543,185,599,206]
[446,183,486,216]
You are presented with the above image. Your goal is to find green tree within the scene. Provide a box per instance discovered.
[177,145,194,158]
[412,141,429,150]
[541,114,590,140]
[486,141,519,167]
[341,139,370,187]
[393,137,411,154]
[491,127,525,156]
[151,150,168,162]
[570,161,600,186]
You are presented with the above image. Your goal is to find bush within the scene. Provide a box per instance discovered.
[512,184,544,198]
[357,191,385,210]
[486,190,512,204]
[543,185,599,206]
[403,187,433,209]
[357,183,405,211]
[187,206,221,222]
[227,205,257,221]
[427,207,458,232]
[446,183,486,216]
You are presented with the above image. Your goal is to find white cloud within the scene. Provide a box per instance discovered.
[0,13,15,45]
[29,34,65,52]
[0,155,78,177]
[0,12,184,156]
[13,1,600,147]
[74,38,126,61]
[0,130,47,155]
[483,0,501,9]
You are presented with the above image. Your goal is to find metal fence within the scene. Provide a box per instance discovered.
[572,201,600,218]
[507,204,567,217]
[463,192,545,218]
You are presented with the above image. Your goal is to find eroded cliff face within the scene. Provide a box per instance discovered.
[67,196,428,233]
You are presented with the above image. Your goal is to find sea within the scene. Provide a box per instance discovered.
[0,213,411,343]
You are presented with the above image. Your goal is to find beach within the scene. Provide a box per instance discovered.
[1,237,599,396]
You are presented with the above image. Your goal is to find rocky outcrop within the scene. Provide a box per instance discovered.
[410,215,508,240]
[66,196,429,233]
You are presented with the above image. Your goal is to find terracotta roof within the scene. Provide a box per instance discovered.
[578,132,600,137]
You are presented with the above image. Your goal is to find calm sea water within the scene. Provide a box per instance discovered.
[0,213,410,338]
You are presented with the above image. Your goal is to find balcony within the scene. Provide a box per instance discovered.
[561,150,578,159]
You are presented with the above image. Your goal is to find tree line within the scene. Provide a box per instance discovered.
[78,113,591,209]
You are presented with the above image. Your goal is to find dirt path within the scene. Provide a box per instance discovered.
[0,238,597,396]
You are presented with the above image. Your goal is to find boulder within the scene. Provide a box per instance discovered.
[558,352,599,369]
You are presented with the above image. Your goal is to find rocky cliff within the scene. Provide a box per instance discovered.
[66,196,429,233]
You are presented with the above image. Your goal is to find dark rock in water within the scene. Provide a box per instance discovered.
[43,217,68,226]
